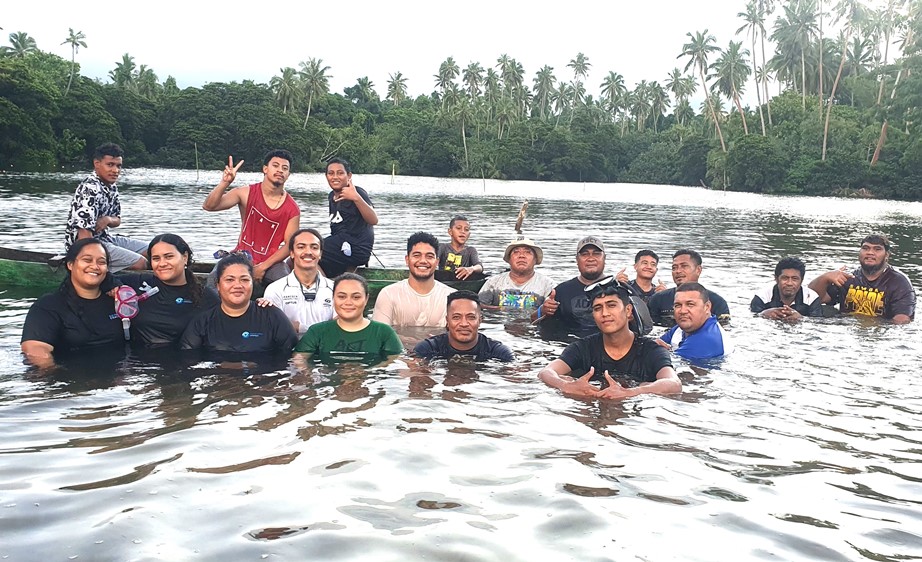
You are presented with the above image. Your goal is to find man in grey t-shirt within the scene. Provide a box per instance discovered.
[478,237,555,321]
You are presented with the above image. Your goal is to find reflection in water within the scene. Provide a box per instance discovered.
[0,172,920,560]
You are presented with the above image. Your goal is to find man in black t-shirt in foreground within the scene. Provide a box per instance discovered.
[539,280,681,400]
[415,291,514,362]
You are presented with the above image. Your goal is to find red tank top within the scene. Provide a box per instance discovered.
[234,183,300,265]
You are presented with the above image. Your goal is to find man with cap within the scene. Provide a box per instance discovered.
[539,235,609,338]
[808,234,915,324]
[478,236,555,322]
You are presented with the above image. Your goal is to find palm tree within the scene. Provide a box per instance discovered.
[822,0,868,160]
[680,30,727,152]
[0,31,38,58]
[298,57,331,128]
[386,71,408,106]
[567,52,591,88]
[600,71,627,124]
[553,81,571,128]
[356,76,377,102]
[674,98,695,127]
[109,53,137,92]
[737,1,767,134]
[711,41,751,135]
[483,68,502,123]
[631,81,652,131]
[435,56,460,92]
[649,81,670,133]
[533,65,556,120]
[875,0,905,104]
[771,0,819,109]
[136,65,160,99]
[61,28,87,97]
[270,67,302,113]
[462,62,484,98]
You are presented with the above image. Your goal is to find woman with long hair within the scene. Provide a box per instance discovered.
[20,238,123,368]
[179,253,296,353]
[119,233,217,346]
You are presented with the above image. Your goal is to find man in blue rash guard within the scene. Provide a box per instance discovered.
[659,282,730,360]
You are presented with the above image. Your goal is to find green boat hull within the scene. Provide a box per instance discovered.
[0,249,487,301]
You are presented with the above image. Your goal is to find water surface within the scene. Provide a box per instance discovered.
[0,170,920,561]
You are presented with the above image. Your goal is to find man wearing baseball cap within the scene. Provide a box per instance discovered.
[539,235,609,338]
[808,233,915,323]
[478,236,555,321]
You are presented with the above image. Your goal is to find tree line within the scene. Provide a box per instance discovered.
[3,0,922,200]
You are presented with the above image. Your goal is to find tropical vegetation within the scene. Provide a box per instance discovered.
[3,0,922,200]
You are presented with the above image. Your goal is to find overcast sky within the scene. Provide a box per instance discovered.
[6,1,795,106]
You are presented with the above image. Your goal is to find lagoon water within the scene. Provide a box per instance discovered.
[0,170,920,561]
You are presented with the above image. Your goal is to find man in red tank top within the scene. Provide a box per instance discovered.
[202,149,301,286]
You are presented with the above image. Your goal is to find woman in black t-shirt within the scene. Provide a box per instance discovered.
[21,238,124,368]
[120,233,217,346]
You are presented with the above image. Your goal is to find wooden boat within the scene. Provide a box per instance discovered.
[0,247,487,299]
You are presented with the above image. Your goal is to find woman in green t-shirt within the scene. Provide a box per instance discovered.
[293,273,403,364]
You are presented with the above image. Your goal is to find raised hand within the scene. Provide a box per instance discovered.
[333,179,360,203]
[655,278,667,292]
[222,156,244,184]
[615,267,629,284]
[541,289,559,317]
[562,368,601,398]
[597,371,635,399]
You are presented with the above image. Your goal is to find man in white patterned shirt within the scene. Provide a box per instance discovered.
[64,143,148,271]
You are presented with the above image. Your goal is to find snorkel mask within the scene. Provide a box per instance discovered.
[114,284,160,340]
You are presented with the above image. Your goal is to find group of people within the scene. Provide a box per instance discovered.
[19,144,918,403]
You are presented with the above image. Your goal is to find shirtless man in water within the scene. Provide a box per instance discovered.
[202,149,301,286]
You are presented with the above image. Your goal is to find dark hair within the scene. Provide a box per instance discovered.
[774,256,806,279]
[333,272,368,296]
[673,249,702,267]
[93,143,124,161]
[634,249,659,264]
[216,253,254,280]
[407,232,439,255]
[325,157,352,175]
[675,282,710,303]
[447,290,481,312]
[288,228,324,254]
[861,233,891,252]
[148,233,203,306]
[263,149,293,167]
[449,215,469,228]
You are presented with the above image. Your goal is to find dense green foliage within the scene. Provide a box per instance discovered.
[3,0,922,200]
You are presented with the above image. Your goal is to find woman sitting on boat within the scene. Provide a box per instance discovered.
[119,233,218,347]
[20,238,124,368]
[294,273,403,364]
[179,253,297,353]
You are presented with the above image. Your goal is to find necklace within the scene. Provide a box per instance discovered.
[264,188,286,210]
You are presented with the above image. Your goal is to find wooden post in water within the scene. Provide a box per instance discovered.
[391,163,395,184]
[194,142,200,183]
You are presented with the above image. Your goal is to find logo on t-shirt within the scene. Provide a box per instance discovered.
[844,285,885,316]
[498,290,538,309]
[443,252,462,270]
[330,211,343,224]
[175,297,191,305]
[108,313,119,320]
[241,331,264,339]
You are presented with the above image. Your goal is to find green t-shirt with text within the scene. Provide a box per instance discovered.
[294,320,403,363]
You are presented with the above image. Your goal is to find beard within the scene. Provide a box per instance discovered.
[860,261,886,276]
[581,269,604,282]
[410,269,435,282]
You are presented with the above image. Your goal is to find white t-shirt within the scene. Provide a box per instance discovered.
[263,271,335,334]
[372,279,455,327]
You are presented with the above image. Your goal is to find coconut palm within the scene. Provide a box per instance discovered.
[533,65,556,120]
[355,76,377,103]
[874,0,905,104]
[649,81,671,133]
[600,71,627,124]
[568,52,591,86]
[386,71,408,106]
[109,53,137,92]
[711,40,751,135]
[630,81,652,131]
[0,31,38,58]
[435,56,460,92]
[771,0,820,109]
[553,81,571,128]
[136,65,160,99]
[298,57,331,128]
[680,30,727,151]
[822,0,869,160]
[61,28,87,97]
[737,1,767,134]
[674,98,695,127]
[483,68,502,122]
[270,67,301,113]
[462,62,484,98]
